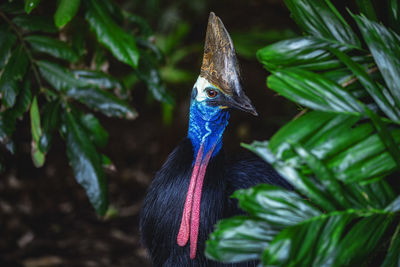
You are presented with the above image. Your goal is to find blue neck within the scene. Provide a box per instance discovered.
[187,100,230,162]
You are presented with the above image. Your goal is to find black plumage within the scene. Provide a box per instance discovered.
[140,139,291,266]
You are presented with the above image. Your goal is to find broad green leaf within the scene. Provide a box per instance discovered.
[136,50,174,105]
[233,184,321,226]
[284,0,360,46]
[66,87,137,119]
[124,12,153,38]
[30,96,45,167]
[37,60,89,91]
[80,113,109,148]
[0,45,29,107]
[85,0,139,68]
[0,25,17,69]
[354,14,400,108]
[63,107,108,215]
[243,141,338,211]
[257,37,354,71]
[206,216,278,263]
[0,79,31,142]
[329,47,400,122]
[25,35,78,62]
[24,0,40,14]
[54,0,81,28]
[39,100,60,153]
[72,70,125,92]
[267,69,364,114]
[12,15,58,33]
[263,212,394,266]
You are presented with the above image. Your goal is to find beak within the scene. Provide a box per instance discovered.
[227,92,258,116]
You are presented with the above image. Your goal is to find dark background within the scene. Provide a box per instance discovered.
[0,0,299,266]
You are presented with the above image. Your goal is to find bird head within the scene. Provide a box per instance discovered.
[178,12,258,260]
[191,12,257,116]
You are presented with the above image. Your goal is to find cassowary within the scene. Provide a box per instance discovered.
[140,12,291,266]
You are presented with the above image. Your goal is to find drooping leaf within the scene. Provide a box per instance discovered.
[30,96,45,167]
[355,0,377,21]
[263,212,394,266]
[25,35,79,62]
[354,14,400,108]
[267,68,364,115]
[0,25,17,69]
[381,223,400,267]
[39,100,60,153]
[12,15,58,33]
[388,0,400,32]
[206,216,278,263]
[24,0,40,14]
[72,70,125,92]
[37,60,89,91]
[0,45,29,107]
[85,0,139,68]
[284,0,360,46]
[54,0,81,28]
[66,87,137,119]
[79,113,109,148]
[63,107,108,215]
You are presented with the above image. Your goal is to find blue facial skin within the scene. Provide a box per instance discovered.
[187,83,230,163]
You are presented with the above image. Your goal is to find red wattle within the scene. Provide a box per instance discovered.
[189,148,213,259]
[177,145,204,246]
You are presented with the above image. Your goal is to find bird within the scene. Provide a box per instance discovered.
[140,12,292,267]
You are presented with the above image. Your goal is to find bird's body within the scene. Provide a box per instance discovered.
[140,12,291,266]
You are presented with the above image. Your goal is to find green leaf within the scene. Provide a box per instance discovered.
[85,0,139,68]
[329,47,400,122]
[79,113,109,148]
[72,70,125,92]
[388,0,400,32]
[25,35,78,62]
[54,0,81,28]
[24,0,40,14]
[39,100,60,153]
[63,107,108,215]
[267,69,364,115]
[30,96,45,167]
[354,14,400,108]
[0,45,29,107]
[0,25,17,69]
[233,184,321,227]
[355,0,377,21]
[263,212,394,266]
[206,216,278,263]
[66,87,137,119]
[284,0,360,46]
[37,60,89,91]
[382,223,400,267]
[12,15,58,33]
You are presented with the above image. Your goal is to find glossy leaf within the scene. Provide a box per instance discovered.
[63,108,107,215]
[72,70,125,93]
[30,96,45,167]
[233,184,321,226]
[39,100,60,153]
[382,223,400,267]
[0,45,29,107]
[24,0,40,14]
[12,15,58,33]
[54,0,81,28]
[66,87,137,119]
[25,35,78,62]
[206,216,278,263]
[354,14,400,107]
[284,0,360,46]
[267,69,363,114]
[37,60,88,91]
[79,113,109,148]
[0,25,17,69]
[85,0,139,68]
[263,212,394,266]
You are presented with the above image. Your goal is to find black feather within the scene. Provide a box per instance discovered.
[140,139,291,266]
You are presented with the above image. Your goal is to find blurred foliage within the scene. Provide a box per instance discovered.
[206,0,400,266]
[0,0,173,215]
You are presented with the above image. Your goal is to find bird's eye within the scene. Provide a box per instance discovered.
[206,89,218,98]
